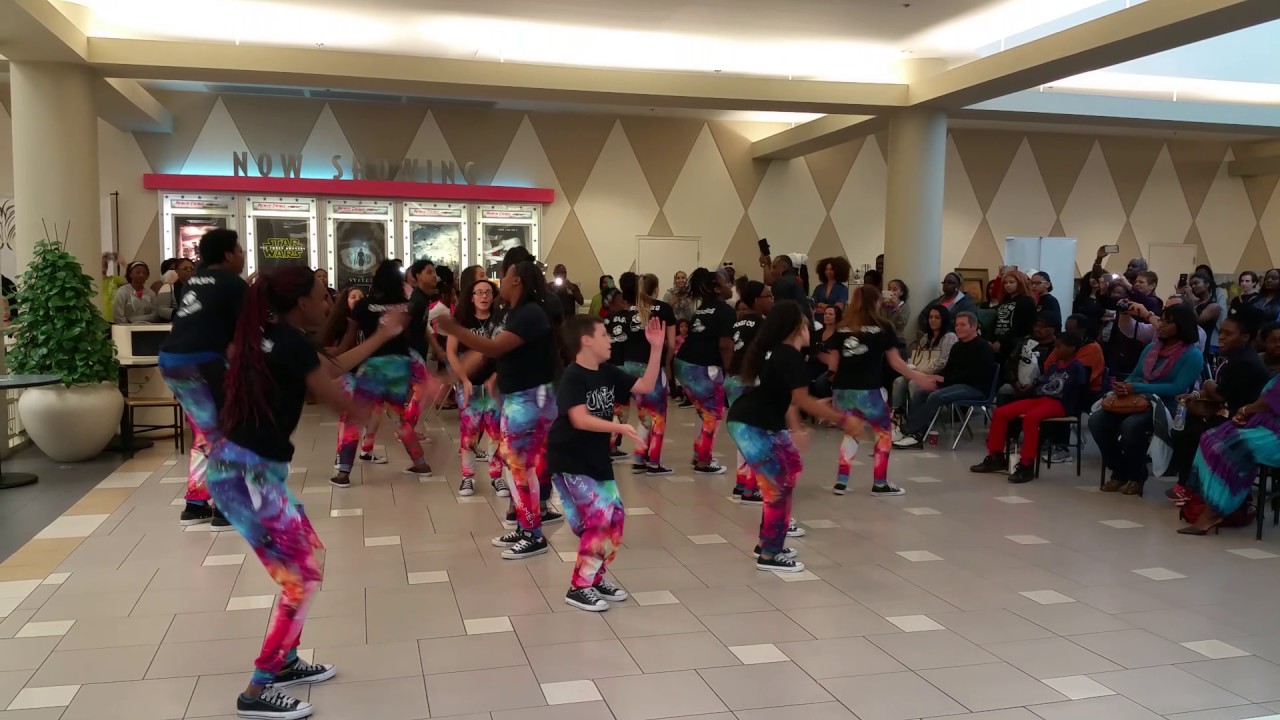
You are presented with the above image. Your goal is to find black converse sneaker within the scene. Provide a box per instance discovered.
[474,447,488,462]
[179,503,213,526]
[236,687,313,720]
[565,586,609,612]
[631,462,649,474]
[211,508,233,532]
[541,507,564,525]
[271,658,337,688]
[787,518,806,538]
[756,554,806,573]
[740,490,764,505]
[492,477,510,498]
[610,449,629,462]
[492,529,525,548]
[694,461,727,475]
[1009,463,1035,484]
[403,463,433,478]
[329,473,351,489]
[832,483,848,496]
[503,509,518,529]
[458,477,475,497]
[593,577,629,602]
[730,486,744,502]
[970,454,1007,474]
[358,451,388,464]
[753,546,798,560]
[871,483,906,497]
[502,533,549,560]
[646,464,674,476]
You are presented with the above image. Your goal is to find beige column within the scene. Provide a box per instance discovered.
[10,62,101,285]
[883,59,948,338]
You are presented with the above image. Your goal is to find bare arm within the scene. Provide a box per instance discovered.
[568,405,626,434]
[886,349,932,386]
[632,322,666,395]
[321,322,402,376]
[446,335,467,378]
[306,367,367,421]
[438,312,525,358]
[792,386,847,426]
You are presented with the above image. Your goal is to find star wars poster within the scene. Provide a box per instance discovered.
[410,222,461,268]
[335,220,387,288]
[481,224,530,277]
[253,218,310,275]
[175,216,227,261]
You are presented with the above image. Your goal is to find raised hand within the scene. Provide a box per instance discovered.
[645,317,666,346]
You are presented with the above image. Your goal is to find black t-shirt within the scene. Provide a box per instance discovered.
[552,284,579,317]
[496,302,555,393]
[354,297,410,357]
[727,344,808,432]
[677,300,735,367]
[459,313,500,383]
[407,288,431,358]
[547,362,637,481]
[831,324,899,389]
[729,314,762,375]
[161,268,248,355]
[605,310,629,365]
[226,323,320,462]
[623,301,677,364]
[1216,348,1270,414]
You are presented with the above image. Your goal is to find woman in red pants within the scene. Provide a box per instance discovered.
[970,332,1089,483]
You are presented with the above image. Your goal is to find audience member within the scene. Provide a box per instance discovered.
[893,311,995,448]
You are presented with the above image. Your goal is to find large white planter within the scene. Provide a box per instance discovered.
[18,382,123,462]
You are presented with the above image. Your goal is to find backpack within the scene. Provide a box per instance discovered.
[1179,489,1255,528]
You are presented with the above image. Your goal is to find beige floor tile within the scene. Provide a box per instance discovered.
[6,685,79,711]
[134,588,233,616]
[60,677,196,720]
[602,604,707,639]
[670,586,775,616]
[56,615,172,651]
[418,633,528,675]
[183,673,307,718]
[733,703,858,720]
[0,671,33,711]
[63,489,134,517]
[821,671,968,720]
[782,604,898,639]
[303,677,426,719]
[30,589,143,622]
[510,611,616,647]
[0,638,61,672]
[162,610,267,645]
[298,614,366,647]
[145,638,261,679]
[424,666,545,717]
[620,632,740,673]
[312,641,422,684]
[594,670,728,720]
[919,662,1067,712]
[867,630,998,671]
[775,636,908,680]
[524,639,641,683]
[492,700,615,719]
[698,661,833,709]
[28,644,158,686]
[700,611,815,646]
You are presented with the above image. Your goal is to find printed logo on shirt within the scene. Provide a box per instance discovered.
[260,337,275,353]
[610,322,627,343]
[187,276,217,286]
[841,335,869,357]
[368,302,410,313]
[175,292,202,319]
[585,385,614,418]
[692,318,706,334]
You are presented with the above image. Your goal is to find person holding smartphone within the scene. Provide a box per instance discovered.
[552,264,585,316]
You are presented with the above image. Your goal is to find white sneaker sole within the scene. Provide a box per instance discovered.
[270,665,337,689]
[492,536,521,548]
[237,701,314,720]
[210,523,235,533]
[493,486,511,498]
[458,486,475,497]
[787,528,807,538]
[597,590,629,602]
[694,467,727,476]
[361,456,388,465]
[756,561,806,573]
[179,517,212,527]
[871,488,907,497]
[403,469,433,478]
[502,545,549,560]
[564,596,609,612]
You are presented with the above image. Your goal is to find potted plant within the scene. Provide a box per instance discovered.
[8,228,122,461]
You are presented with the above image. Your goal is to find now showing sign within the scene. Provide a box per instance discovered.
[231,152,479,184]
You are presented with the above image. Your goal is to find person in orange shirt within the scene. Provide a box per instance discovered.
[1065,313,1106,396]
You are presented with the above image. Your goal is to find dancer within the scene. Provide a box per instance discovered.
[620,273,677,475]
[437,261,557,559]
[215,265,404,719]
[824,285,936,497]
[727,281,772,503]
[159,229,246,530]
[675,268,735,474]
[727,301,863,572]
[318,285,381,462]
[446,278,508,497]
[331,260,432,487]
[602,287,632,460]
[550,314,665,611]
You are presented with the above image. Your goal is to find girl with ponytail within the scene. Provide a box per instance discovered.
[213,265,407,719]
[728,300,863,573]
[675,268,736,474]
[620,273,677,474]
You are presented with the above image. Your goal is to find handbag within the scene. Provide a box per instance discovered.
[1101,393,1151,415]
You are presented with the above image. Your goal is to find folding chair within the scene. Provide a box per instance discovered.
[922,368,1001,450]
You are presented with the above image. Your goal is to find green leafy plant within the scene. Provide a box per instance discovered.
[7,228,118,387]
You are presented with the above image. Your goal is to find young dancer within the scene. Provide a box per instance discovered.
[676,268,736,474]
[331,261,432,487]
[550,314,665,611]
[215,265,405,719]
[437,261,558,559]
[446,278,508,497]
[159,229,246,530]
[602,287,632,460]
[728,300,863,572]
[727,281,772,503]
[620,273,678,475]
[824,284,936,497]
[319,285,382,462]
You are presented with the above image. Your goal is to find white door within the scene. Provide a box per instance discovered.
[636,236,701,288]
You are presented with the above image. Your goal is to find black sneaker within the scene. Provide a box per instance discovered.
[404,464,433,478]
[753,546,798,560]
[271,658,336,688]
[358,452,388,464]
[492,529,525,548]
[787,519,806,538]
[740,490,764,505]
[610,449,629,462]
[694,462,727,476]
[593,577,629,602]
[236,687,313,720]
[458,477,475,496]
[646,464,674,476]
[504,509,518,528]
[970,454,1007,474]
[502,533,549,560]
[473,447,489,462]
[631,463,650,474]
[871,483,906,497]
[832,483,847,496]
[756,555,806,573]
[211,508,233,532]
[541,508,564,525]
[678,399,694,409]
[565,586,609,612]
[492,477,510,498]
[730,486,744,502]
[179,503,213,526]
[329,474,350,489]
[1009,463,1035,484]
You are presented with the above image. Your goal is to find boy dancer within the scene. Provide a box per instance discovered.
[548,314,665,611]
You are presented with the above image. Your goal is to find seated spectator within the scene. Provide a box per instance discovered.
[998,313,1057,404]
[882,279,910,338]
[892,305,957,415]
[813,257,850,311]
[1262,322,1280,377]
[1064,314,1106,396]
[1073,275,1106,332]
[1167,313,1270,504]
[1257,268,1280,321]
[1089,304,1204,495]
[971,332,1089,483]
[1031,272,1061,328]
[893,311,995,448]
[917,272,975,329]
[1189,271,1224,355]
[1177,373,1280,535]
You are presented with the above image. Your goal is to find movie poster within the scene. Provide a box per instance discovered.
[174,216,227,261]
[410,222,461,268]
[253,217,310,275]
[481,224,530,277]
[335,220,387,288]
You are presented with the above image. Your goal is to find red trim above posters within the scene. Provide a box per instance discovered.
[143,174,555,203]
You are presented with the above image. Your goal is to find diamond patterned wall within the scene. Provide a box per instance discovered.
[1,91,1277,284]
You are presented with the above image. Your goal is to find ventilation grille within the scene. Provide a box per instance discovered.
[204,83,496,108]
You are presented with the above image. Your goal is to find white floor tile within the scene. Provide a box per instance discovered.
[158,477,186,484]
[169,499,185,506]
[465,616,514,635]
[408,571,450,585]
[625,507,654,516]
[558,552,577,563]
[184,524,214,533]
[688,534,728,545]
[456,496,489,504]
[15,620,74,638]
[994,496,1034,504]
[202,554,246,567]
[162,459,177,466]
[729,644,790,664]
[1132,567,1186,581]
[364,536,402,547]
[0,598,21,619]
[904,507,941,516]
[227,595,275,611]
[802,520,838,529]
[1181,640,1251,659]
[667,476,695,483]
[907,476,942,483]
[330,509,363,517]
[1041,675,1115,700]
[7,685,79,710]
[35,514,109,539]
[542,680,602,705]
[298,649,314,663]
[887,615,946,632]
[1006,535,1051,545]
[41,573,71,586]
[95,471,150,489]
[302,487,331,494]
[0,580,41,599]
[897,551,943,562]
[1020,590,1076,605]
[1227,548,1279,560]
[1099,520,1143,529]
[631,591,680,606]
[779,571,823,583]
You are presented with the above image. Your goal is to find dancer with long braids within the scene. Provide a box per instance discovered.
[437,261,558,559]
[446,278,508,498]
[214,265,406,719]
[159,229,246,530]
[727,281,771,502]
[620,273,677,475]
[727,300,863,573]
[824,284,936,497]
[675,268,735,474]
[331,260,432,487]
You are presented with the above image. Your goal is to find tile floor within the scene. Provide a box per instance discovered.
[0,406,1279,719]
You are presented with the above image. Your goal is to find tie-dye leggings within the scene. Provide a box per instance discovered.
[622,361,666,465]
[552,473,625,590]
[501,384,556,534]
[159,354,223,505]
[458,386,502,480]
[675,360,725,465]
[724,375,759,493]
[832,388,893,487]
[335,354,426,473]
[726,422,802,556]
[207,441,323,687]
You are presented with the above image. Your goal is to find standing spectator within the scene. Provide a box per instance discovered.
[551,264,584,316]
[663,271,695,323]
[882,279,911,338]
[1130,271,1164,314]
[588,275,614,318]
[917,272,975,329]
[1032,271,1061,328]
[1073,275,1106,331]
[1189,271,1224,354]
[157,257,196,321]
[990,271,1037,363]
[315,268,336,300]
[762,253,813,324]
[812,257,850,311]
[1229,271,1261,317]
[113,261,160,324]
[893,311,995,448]
[1257,268,1280,320]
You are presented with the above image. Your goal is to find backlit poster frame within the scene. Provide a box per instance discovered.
[325,199,395,290]
[160,194,237,263]
[402,201,468,271]
[243,196,318,278]
[475,204,540,279]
